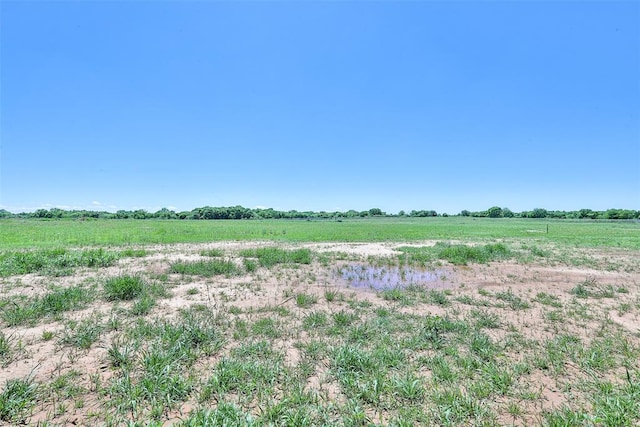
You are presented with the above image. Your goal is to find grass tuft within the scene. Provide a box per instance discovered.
[104,275,145,301]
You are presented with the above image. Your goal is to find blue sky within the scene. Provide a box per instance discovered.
[1,1,638,214]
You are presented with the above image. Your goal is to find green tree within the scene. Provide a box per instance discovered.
[487,206,503,218]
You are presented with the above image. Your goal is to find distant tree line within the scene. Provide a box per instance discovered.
[0,206,638,220]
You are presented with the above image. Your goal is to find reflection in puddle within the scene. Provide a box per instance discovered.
[338,264,451,291]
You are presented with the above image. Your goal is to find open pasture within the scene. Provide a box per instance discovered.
[0,218,639,425]
[0,217,638,249]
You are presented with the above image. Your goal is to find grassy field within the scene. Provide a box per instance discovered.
[0,219,639,425]
[1,217,639,249]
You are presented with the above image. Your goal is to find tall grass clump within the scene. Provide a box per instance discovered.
[0,377,38,423]
[104,275,145,301]
[170,259,240,277]
[239,247,311,267]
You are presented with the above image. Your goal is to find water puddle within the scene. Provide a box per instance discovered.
[337,264,452,291]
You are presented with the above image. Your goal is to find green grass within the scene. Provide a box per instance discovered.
[104,275,146,301]
[436,242,511,265]
[0,377,38,423]
[0,248,119,276]
[170,259,240,277]
[1,284,95,326]
[1,217,638,250]
[398,241,512,266]
[239,247,312,267]
[199,248,224,257]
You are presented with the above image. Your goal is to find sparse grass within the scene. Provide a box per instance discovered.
[0,332,18,367]
[239,247,312,267]
[494,290,531,310]
[199,248,224,257]
[59,315,104,349]
[398,242,511,266]
[295,293,318,308]
[170,259,240,277]
[119,248,148,258]
[534,292,563,308]
[570,276,616,299]
[1,284,95,326]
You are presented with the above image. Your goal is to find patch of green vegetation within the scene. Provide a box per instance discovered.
[199,248,224,257]
[398,242,511,266]
[104,275,145,301]
[436,242,511,265]
[170,259,240,277]
[239,247,312,267]
[0,377,38,423]
[0,248,119,276]
[119,248,148,258]
[570,277,616,299]
[179,404,255,426]
[295,293,318,308]
[1,284,95,326]
[242,258,258,273]
[59,315,104,349]
[534,292,563,308]
[2,218,639,250]
[494,290,531,310]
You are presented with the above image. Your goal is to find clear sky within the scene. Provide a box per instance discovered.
[1,1,639,214]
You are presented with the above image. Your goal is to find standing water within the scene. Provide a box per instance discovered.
[337,264,452,291]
